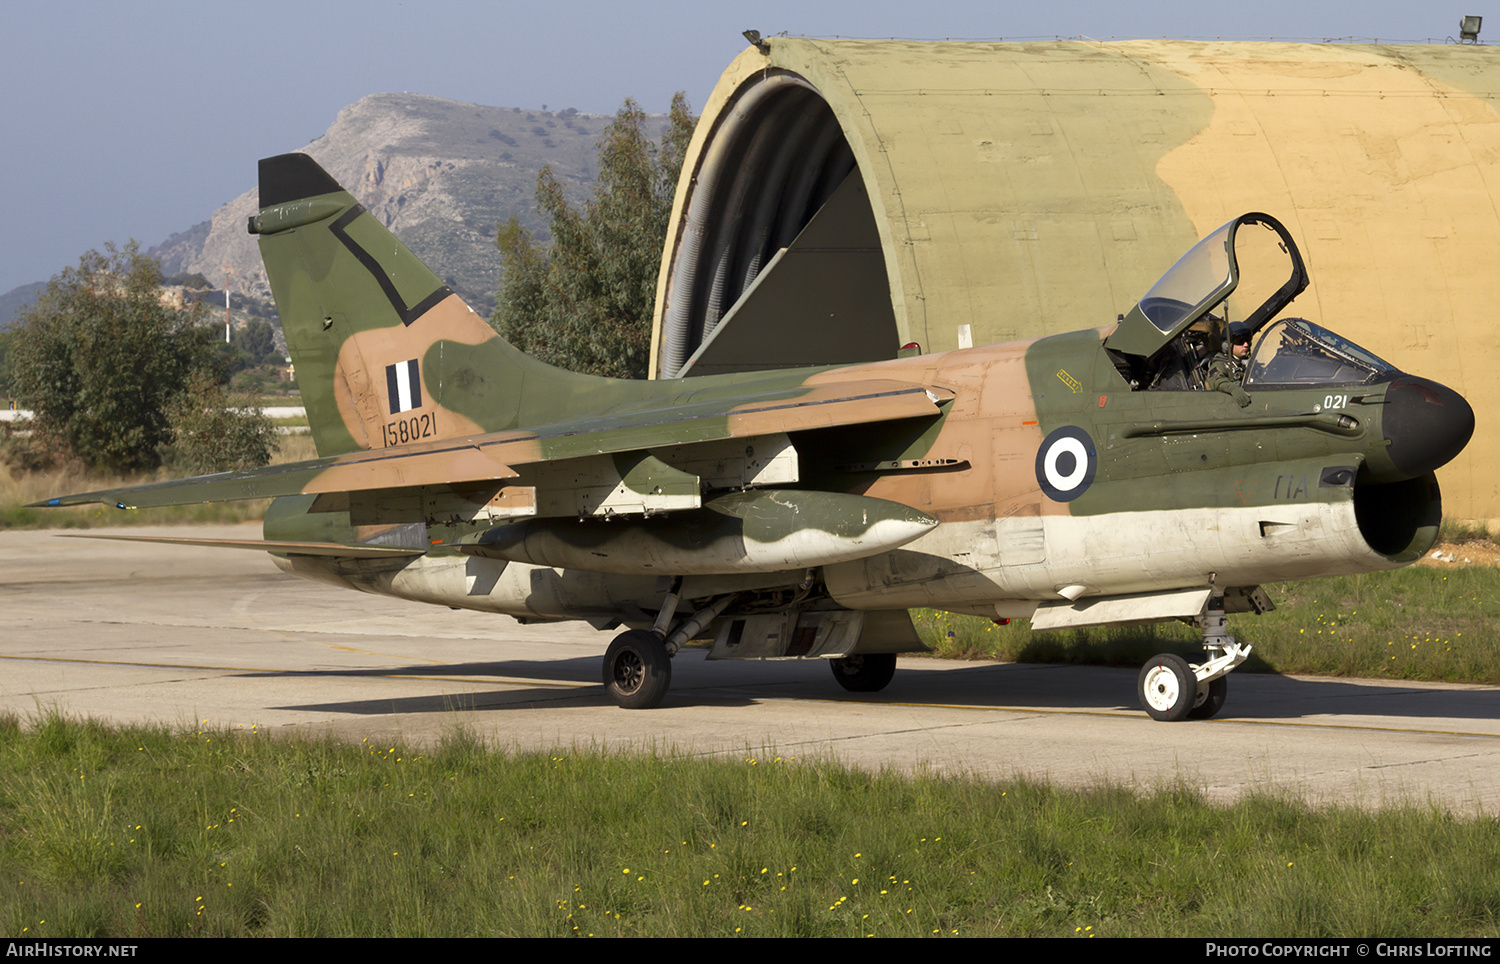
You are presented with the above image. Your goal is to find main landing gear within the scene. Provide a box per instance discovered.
[600,580,904,708]
[603,631,672,709]
[601,582,734,710]
[1137,603,1248,722]
[828,653,897,693]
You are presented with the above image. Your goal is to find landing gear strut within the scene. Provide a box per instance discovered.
[1138,600,1250,722]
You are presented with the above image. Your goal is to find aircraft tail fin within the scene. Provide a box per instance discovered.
[251,153,543,457]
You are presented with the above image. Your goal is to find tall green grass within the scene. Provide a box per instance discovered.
[1439,517,1496,544]
[2,714,1497,937]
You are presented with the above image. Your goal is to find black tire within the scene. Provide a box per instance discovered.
[1188,675,1228,720]
[603,630,671,709]
[1138,653,1195,722]
[829,653,897,693]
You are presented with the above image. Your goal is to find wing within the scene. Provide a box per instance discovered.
[58,533,423,558]
[34,379,951,511]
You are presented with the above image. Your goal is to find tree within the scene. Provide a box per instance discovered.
[236,319,278,367]
[159,373,277,475]
[6,243,275,474]
[492,94,695,379]
[0,331,15,399]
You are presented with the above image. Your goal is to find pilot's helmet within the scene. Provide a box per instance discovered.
[1228,321,1251,347]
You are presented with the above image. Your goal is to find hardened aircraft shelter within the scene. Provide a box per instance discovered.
[650,39,1500,519]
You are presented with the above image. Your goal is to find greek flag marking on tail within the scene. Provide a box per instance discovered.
[386,359,422,414]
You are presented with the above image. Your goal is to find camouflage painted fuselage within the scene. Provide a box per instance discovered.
[265,322,1449,632]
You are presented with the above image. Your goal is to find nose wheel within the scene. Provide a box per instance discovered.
[1138,654,1195,721]
[1189,675,1228,720]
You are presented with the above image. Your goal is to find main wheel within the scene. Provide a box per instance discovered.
[829,653,897,693]
[603,630,671,709]
[1188,675,1228,720]
[1138,653,1195,722]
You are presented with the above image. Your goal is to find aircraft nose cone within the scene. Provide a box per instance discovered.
[1382,375,1474,479]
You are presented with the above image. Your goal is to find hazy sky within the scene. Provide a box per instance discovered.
[0,0,1478,293]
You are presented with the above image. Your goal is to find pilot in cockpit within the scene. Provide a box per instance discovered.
[1206,321,1253,406]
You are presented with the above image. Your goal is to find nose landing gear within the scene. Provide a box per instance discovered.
[1138,601,1250,721]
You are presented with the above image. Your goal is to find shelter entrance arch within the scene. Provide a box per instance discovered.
[655,70,899,378]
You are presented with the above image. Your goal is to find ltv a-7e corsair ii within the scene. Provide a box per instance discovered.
[41,154,1474,720]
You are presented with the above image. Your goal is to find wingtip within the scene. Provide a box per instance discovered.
[27,495,127,509]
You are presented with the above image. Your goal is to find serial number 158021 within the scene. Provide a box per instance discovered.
[382,412,436,447]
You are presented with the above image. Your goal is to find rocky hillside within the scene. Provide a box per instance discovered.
[149,93,637,316]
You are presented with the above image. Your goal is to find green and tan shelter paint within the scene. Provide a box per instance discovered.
[652,39,1500,519]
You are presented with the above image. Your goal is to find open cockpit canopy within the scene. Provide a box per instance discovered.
[1105,213,1308,360]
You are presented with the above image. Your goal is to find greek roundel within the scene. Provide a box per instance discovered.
[1035,426,1097,502]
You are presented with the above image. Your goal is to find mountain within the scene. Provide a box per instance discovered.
[0,281,46,331]
[148,92,636,317]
